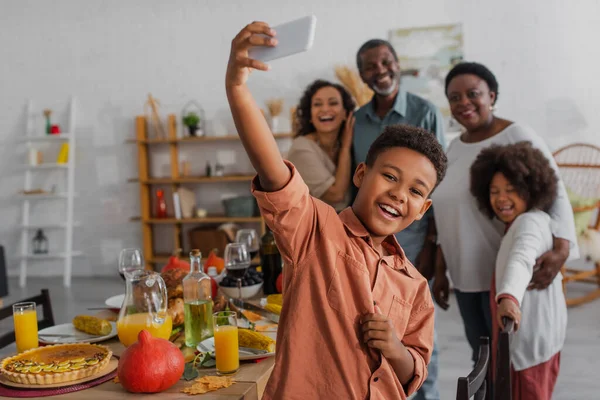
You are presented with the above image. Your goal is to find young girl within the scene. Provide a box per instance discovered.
[470,141,567,399]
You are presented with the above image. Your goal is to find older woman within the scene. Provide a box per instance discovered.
[430,62,578,363]
[286,80,356,212]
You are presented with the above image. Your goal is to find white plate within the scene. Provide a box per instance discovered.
[105,294,125,309]
[38,322,118,344]
[197,334,276,361]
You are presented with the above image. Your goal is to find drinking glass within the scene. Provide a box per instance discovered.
[119,248,144,280]
[235,229,260,261]
[13,302,38,353]
[223,243,250,301]
[213,311,239,375]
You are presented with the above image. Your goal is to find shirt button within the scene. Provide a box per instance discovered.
[374,377,379,382]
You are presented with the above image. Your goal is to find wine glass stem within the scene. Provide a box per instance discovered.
[237,279,242,301]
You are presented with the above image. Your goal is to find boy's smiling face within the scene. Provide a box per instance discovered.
[352,147,437,242]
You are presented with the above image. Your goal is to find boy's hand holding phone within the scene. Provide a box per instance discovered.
[226,22,277,88]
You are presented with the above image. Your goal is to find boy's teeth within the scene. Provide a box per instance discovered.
[381,204,399,216]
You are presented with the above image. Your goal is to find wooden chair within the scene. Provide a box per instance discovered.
[0,289,55,348]
[457,337,490,400]
[494,318,514,400]
[553,143,600,306]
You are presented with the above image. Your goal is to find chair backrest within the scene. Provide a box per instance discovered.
[494,318,514,400]
[457,336,490,400]
[0,289,55,348]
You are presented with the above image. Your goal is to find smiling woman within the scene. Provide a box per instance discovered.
[430,61,578,366]
[286,80,356,212]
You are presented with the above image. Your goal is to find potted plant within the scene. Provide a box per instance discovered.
[182,112,201,136]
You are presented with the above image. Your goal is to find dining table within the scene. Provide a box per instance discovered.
[0,309,276,399]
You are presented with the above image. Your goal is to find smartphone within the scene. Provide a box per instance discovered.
[248,15,317,62]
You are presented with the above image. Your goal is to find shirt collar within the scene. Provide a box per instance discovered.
[338,208,414,277]
[365,89,408,120]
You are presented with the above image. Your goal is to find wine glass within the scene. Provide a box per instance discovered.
[223,243,251,301]
[235,229,260,261]
[118,248,144,281]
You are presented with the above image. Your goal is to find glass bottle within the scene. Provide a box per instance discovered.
[183,249,214,347]
[156,189,167,218]
[116,270,172,347]
[260,228,282,295]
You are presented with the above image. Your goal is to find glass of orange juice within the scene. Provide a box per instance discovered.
[213,311,239,375]
[13,302,38,353]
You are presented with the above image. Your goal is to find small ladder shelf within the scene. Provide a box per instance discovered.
[18,98,81,288]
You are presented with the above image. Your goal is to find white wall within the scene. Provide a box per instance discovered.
[1,0,599,278]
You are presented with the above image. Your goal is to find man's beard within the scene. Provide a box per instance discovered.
[372,76,399,97]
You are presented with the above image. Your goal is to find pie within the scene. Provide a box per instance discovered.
[0,343,112,385]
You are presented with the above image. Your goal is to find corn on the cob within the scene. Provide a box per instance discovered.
[238,329,275,353]
[266,294,282,306]
[72,315,112,336]
[263,304,282,315]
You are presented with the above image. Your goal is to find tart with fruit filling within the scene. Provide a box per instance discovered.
[0,343,112,385]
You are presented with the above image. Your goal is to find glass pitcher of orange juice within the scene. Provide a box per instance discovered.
[116,270,172,347]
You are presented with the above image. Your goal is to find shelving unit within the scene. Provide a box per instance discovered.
[18,98,81,288]
[131,114,292,270]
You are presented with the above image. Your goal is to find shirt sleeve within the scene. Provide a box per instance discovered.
[402,281,435,395]
[286,141,335,199]
[511,126,579,260]
[251,161,332,274]
[496,215,548,305]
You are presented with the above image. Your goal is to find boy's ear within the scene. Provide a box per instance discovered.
[414,198,433,221]
[353,162,367,188]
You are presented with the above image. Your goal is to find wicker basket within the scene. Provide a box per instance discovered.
[222,196,259,217]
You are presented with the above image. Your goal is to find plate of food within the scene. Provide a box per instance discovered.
[38,316,117,345]
[197,329,276,361]
[104,294,125,310]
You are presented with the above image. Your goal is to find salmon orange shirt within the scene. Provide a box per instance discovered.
[253,162,434,400]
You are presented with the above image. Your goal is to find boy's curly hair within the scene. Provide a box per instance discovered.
[469,141,558,219]
[365,124,447,190]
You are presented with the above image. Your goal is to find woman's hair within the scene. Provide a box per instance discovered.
[445,62,499,105]
[469,141,558,219]
[294,80,355,137]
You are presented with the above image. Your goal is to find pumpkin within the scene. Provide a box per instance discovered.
[117,330,185,393]
[204,249,225,274]
[161,249,190,273]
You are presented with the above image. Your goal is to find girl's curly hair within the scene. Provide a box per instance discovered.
[469,141,558,219]
[294,80,356,137]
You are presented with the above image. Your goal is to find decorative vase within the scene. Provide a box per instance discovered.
[187,125,198,136]
[270,116,280,134]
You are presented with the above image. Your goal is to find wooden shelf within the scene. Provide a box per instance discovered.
[128,175,254,184]
[126,133,293,144]
[132,114,268,271]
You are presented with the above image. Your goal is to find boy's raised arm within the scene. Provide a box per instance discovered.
[225,22,290,192]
